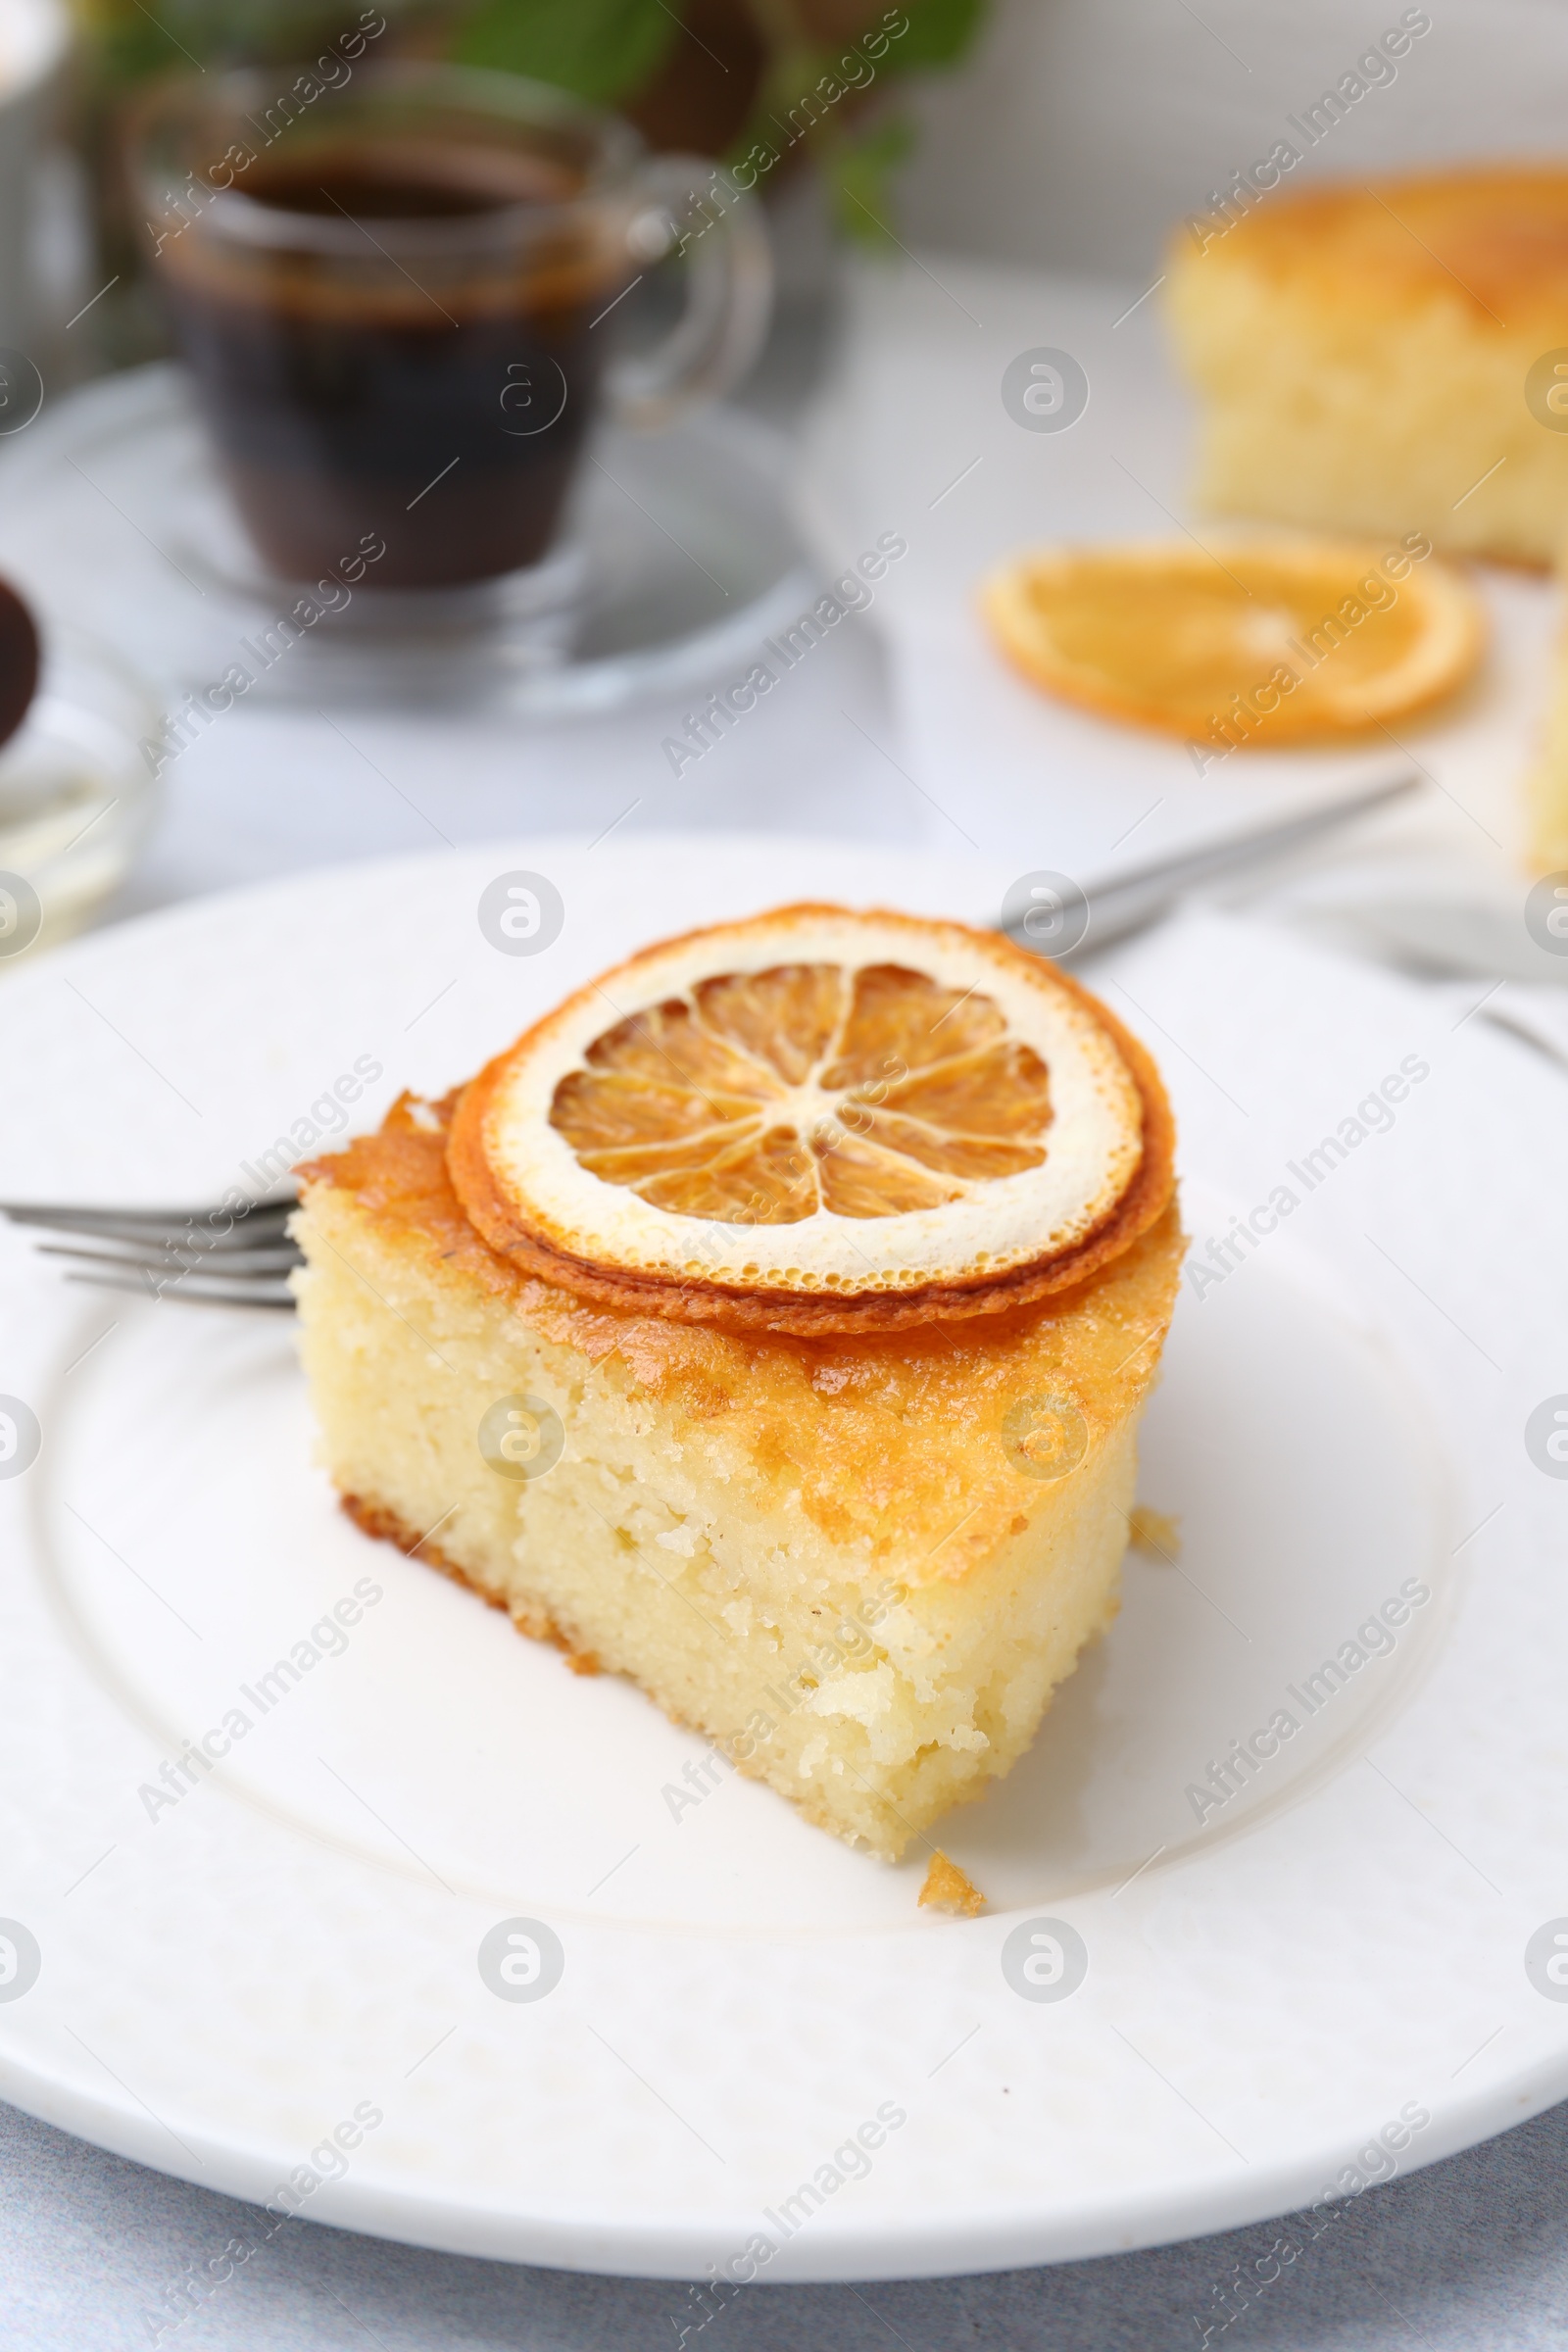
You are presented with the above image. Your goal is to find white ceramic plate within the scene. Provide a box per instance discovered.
[1,834,1565,2281]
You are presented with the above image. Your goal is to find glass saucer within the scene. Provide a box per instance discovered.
[0,365,815,715]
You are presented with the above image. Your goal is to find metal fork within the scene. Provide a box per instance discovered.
[1,769,1420,1310]
[1008,767,1418,959]
[0,1193,302,1309]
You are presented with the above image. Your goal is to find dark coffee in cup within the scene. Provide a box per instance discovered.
[137,64,771,607]
[158,142,627,589]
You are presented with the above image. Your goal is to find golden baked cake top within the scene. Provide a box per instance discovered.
[1176,166,1568,325]
[446,903,1175,1334]
[298,1092,1185,1586]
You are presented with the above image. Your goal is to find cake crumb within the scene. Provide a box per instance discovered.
[918,1851,986,1917]
[1129,1505,1181,1561]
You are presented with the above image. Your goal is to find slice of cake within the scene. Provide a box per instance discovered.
[293,905,1182,1858]
[1528,604,1568,874]
[1166,169,1568,566]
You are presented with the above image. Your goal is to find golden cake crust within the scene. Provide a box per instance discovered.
[1184,167,1568,326]
[298,1094,1185,1588]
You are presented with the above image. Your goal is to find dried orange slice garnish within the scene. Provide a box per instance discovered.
[447,904,1175,1334]
[980,539,1483,745]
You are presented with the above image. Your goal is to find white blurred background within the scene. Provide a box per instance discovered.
[906,0,1568,273]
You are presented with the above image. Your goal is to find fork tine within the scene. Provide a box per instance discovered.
[0,1192,299,1250]
[36,1240,304,1275]
[0,1188,297,1217]
[64,1268,297,1310]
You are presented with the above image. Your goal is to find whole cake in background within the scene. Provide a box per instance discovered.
[1166,166,1568,867]
[1166,168,1568,565]
[292,906,1183,1861]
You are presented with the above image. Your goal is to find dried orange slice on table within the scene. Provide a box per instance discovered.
[980,539,1484,746]
[447,905,1175,1334]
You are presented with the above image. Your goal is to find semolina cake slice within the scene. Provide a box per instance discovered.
[1166,169,1568,567]
[292,906,1183,1859]
[294,1103,1182,1857]
[1527,591,1568,874]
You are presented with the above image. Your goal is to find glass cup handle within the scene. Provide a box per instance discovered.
[606,155,773,432]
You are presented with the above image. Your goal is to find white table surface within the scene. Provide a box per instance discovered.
[6,304,1568,2348]
[6,2086,1568,2350]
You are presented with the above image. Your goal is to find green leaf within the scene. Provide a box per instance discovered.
[453,0,679,108]
[829,114,916,245]
[888,0,987,72]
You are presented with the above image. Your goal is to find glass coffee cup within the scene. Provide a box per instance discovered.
[131,61,771,598]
